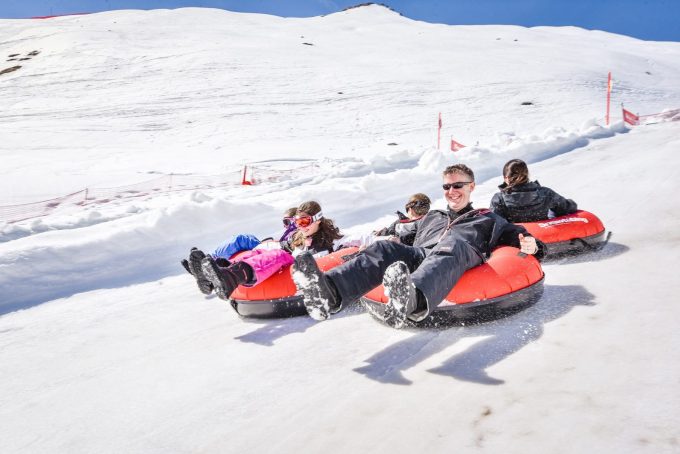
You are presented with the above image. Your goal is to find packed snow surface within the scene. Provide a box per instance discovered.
[1,5,679,454]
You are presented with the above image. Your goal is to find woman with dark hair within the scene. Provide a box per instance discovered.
[285,200,343,256]
[490,159,578,223]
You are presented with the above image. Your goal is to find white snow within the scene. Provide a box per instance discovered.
[1,5,680,453]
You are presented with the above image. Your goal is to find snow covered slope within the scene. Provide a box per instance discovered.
[1,6,680,454]
[1,5,679,201]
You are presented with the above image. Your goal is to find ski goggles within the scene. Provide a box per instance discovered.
[294,211,323,228]
[282,216,295,227]
[442,181,473,191]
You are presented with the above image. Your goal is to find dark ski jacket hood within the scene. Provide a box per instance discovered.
[490,181,577,223]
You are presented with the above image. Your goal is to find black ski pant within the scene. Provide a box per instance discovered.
[327,240,482,317]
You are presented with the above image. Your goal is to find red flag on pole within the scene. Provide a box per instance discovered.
[622,107,639,126]
[437,113,442,149]
[605,72,613,125]
[241,165,252,185]
[450,138,466,152]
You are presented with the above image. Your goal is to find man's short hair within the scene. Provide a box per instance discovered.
[442,164,475,182]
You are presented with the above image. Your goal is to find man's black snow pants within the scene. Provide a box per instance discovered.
[327,240,483,318]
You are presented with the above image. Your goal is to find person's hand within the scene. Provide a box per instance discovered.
[389,236,401,243]
[519,234,538,255]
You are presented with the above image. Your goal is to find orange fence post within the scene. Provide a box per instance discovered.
[241,166,252,185]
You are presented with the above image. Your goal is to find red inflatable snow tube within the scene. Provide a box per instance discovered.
[361,246,544,326]
[518,210,607,257]
[230,245,544,324]
[228,248,358,318]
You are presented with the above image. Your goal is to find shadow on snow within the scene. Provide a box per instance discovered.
[543,241,629,266]
[234,301,365,346]
[353,284,595,385]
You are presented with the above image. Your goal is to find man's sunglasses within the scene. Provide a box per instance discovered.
[294,211,323,228]
[442,181,473,190]
[282,216,295,227]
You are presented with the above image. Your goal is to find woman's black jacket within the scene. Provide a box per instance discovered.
[490,181,577,223]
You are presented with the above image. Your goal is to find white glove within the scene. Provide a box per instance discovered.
[519,234,538,255]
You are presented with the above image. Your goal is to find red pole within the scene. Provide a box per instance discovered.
[241,165,252,185]
[437,113,442,149]
[606,72,612,125]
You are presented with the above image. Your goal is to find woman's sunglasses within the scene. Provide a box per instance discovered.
[282,216,295,227]
[294,211,323,228]
[442,181,473,191]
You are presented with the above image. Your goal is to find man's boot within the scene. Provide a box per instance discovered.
[291,252,341,321]
[187,248,214,295]
[382,261,418,329]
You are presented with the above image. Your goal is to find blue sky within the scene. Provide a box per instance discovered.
[2,0,679,42]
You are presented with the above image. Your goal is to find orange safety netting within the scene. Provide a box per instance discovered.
[0,162,321,224]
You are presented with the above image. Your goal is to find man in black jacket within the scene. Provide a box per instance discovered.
[292,164,543,328]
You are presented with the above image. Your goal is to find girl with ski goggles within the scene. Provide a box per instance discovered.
[294,211,323,228]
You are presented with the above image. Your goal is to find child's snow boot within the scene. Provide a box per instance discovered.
[188,248,214,295]
[201,257,252,300]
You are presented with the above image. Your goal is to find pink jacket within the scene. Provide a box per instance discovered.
[234,249,294,286]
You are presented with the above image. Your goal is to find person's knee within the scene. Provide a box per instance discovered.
[274,250,294,266]
[365,241,388,253]
[234,234,260,249]
[367,238,403,255]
